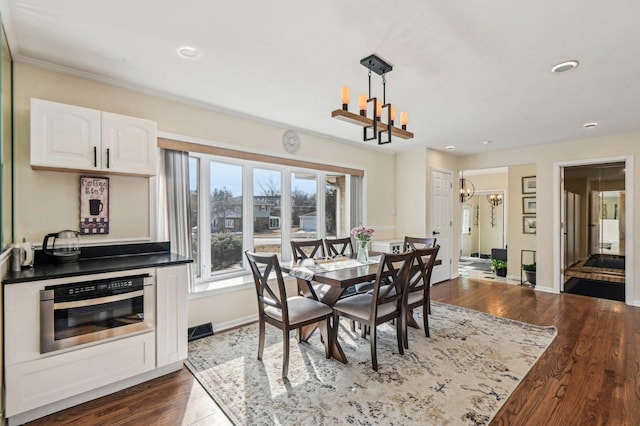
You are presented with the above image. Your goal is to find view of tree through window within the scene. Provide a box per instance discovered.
[189,157,200,277]
[253,169,282,258]
[188,152,357,292]
[210,161,243,273]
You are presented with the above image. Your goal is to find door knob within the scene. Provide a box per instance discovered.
[432,231,440,235]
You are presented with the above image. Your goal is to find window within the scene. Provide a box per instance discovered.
[254,168,282,258]
[189,153,361,293]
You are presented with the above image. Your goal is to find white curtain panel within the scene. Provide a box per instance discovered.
[163,149,194,290]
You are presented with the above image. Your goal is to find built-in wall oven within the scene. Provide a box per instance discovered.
[40,274,155,353]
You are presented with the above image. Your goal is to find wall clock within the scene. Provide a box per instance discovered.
[282,130,301,154]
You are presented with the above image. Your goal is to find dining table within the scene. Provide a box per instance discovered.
[281,254,379,363]
[281,253,441,363]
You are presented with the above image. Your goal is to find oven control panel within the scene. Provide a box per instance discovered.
[45,274,148,302]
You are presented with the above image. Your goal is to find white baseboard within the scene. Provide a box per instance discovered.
[213,314,257,333]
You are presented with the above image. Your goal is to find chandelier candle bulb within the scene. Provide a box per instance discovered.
[341,87,350,110]
[390,105,396,125]
[400,111,408,130]
[358,94,367,115]
[376,101,382,119]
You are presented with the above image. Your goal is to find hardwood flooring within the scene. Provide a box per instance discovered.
[25,277,640,425]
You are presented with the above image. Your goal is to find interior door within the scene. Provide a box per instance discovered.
[589,190,602,255]
[430,168,453,283]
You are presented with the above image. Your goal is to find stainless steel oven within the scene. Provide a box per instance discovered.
[40,274,155,353]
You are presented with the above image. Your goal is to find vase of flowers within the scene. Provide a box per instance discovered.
[351,226,374,263]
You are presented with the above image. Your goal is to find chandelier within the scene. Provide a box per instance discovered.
[459,173,475,203]
[486,193,503,206]
[331,54,413,145]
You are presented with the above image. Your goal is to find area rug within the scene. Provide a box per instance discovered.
[564,277,625,302]
[584,255,625,270]
[185,302,557,425]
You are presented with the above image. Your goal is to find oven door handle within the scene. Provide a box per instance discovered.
[53,290,144,310]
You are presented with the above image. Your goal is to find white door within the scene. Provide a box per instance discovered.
[430,168,453,283]
[589,190,602,255]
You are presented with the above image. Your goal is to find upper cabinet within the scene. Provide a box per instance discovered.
[30,98,157,176]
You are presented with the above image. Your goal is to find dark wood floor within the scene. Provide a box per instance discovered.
[25,277,640,425]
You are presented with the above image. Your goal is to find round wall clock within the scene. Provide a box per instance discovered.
[282,130,301,154]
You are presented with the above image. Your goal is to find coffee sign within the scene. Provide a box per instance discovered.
[80,176,109,234]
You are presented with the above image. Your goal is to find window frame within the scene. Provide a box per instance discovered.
[189,152,357,293]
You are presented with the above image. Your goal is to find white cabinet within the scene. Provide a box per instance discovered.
[30,98,157,176]
[155,264,188,367]
[371,240,404,254]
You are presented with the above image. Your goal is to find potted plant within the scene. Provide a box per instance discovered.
[523,262,536,285]
[491,259,507,277]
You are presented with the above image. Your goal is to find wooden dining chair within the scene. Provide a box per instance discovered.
[402,245,440,349]
[332,251,413,371]
[290,239,326,261]
[324,237,354,257]
[403,236,437,251]
[245,251,333,380]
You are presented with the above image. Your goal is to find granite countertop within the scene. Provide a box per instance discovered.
[3,242,192,284]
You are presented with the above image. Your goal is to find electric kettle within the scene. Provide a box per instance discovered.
[42,230,81,262]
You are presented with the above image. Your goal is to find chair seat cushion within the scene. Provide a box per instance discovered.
[407,291,425,305]
[265,296,332,325]
[333,294,398,321]
[353,280,375,293]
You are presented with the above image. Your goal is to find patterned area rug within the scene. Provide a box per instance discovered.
[186,302,557,425]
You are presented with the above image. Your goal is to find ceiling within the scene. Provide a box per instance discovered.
[1,1,639,155]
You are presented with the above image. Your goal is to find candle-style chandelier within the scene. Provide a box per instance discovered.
[486,193,503,206]
[331,54,414,145]
[459,172,475,203]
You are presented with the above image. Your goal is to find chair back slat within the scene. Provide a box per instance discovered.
[290,239,326,260]
[404,236,437,252]
[371,251,413,317]
[324,237,354,257]
[245,251,288,320]
[407,246,440,294]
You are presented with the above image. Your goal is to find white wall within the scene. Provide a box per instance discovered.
[13,63,398,328]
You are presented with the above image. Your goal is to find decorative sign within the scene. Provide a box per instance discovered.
[80,176,109,234]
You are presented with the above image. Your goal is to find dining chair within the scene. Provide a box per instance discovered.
[332,251,413,371]
[245,251,333,380]
[402,245,440,349]
[403,236,437,251]
[290,239,326,261]
[324,237,354,257]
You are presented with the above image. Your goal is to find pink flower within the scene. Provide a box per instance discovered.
[351,226,375,242]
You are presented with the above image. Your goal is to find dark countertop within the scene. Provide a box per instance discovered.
[3,242,192,284]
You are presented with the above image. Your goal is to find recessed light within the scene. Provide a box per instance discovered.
[445,145,455,150]
[482,140,492,145]
[551,60,579,73]
[177,46,199,59]
[583,122,598,128]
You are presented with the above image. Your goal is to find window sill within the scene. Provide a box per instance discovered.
[188,273,255,299]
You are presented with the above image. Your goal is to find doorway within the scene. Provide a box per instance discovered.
[561,162,626,302]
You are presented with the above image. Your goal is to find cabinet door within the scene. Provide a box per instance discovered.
[102,111,157,176]
[155,264,188,367]
[30,98,101,170]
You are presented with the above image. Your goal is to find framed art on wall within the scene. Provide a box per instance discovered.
[523,196,537,214]
[80,176,109,234]
[522,176,537,194]
[523,216,536,234]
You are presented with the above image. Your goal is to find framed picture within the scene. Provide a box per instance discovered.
[80,176,109,234]
[523,216,537,234]
[522,176,537,194]
[523,196,537,214]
